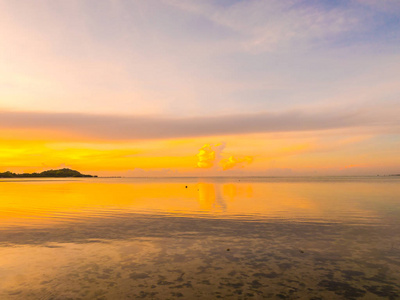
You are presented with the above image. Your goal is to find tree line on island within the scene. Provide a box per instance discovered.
[0,168,97,178]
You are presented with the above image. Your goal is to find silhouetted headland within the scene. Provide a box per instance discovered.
[0,168,97,178]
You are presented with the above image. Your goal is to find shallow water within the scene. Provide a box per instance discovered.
[0,177,399,299]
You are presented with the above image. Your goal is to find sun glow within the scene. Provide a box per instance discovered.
[0,128,399,176]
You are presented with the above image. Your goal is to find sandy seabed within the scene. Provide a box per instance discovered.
[1,215,399,299]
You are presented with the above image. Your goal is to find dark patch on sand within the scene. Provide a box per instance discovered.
[253,272,279,278]
[363,285,399,299]
[341,270,365,280]
[129,272,150,279]
[318,280,366,298]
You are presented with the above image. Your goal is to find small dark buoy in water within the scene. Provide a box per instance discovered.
[227,248,230,251]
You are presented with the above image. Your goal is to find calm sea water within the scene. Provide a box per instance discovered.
[0,177,399,299]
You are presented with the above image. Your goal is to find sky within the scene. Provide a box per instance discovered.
[0,0,399,176]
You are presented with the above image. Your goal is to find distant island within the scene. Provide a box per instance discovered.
[0,168,97,178]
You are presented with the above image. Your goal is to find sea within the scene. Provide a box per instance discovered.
[0,177,399,299]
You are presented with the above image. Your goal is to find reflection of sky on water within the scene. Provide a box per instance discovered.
[1,177,400,226]
[0,178,400,299]
[197,183,227,212]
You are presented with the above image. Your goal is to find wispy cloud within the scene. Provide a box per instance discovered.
[163,0,384,53]
[1,0,399,117]
[1,105,398,141]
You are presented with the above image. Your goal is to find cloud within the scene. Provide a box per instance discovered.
[1,0,399,119]
[0,105,399,141]
[197,143,225,169]
[222,156,253,171]
[197,144,215,168]
[196,143,252,171]
[164,0,373,53]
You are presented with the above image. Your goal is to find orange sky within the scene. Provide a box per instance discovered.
[1,127,399,176]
